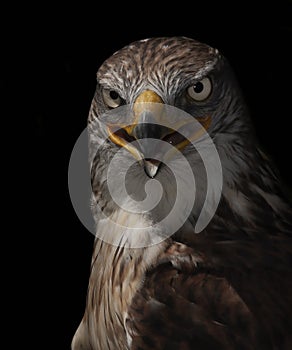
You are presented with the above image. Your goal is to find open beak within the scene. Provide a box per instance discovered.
[107,90,211,178]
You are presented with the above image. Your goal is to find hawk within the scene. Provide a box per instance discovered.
[72,37,292,349]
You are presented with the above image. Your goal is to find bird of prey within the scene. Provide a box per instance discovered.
[72,36,292,349]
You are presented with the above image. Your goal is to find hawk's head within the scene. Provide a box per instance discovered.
[89,36,251,157]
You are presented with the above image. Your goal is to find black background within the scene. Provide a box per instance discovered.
[5,2,292,349]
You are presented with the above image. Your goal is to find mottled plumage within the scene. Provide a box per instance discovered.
[72,37,292,349]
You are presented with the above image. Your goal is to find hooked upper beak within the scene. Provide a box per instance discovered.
[107,90,211,178]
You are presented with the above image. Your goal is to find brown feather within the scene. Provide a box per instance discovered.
[72,36,292,350]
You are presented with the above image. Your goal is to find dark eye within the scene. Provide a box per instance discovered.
[187,77,212,101]
[102,89,123,108]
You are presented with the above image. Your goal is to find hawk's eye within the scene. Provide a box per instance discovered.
[187,77,212,101]
[102,89,123,108]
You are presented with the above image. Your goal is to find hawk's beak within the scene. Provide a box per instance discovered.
[107,90,211,178]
